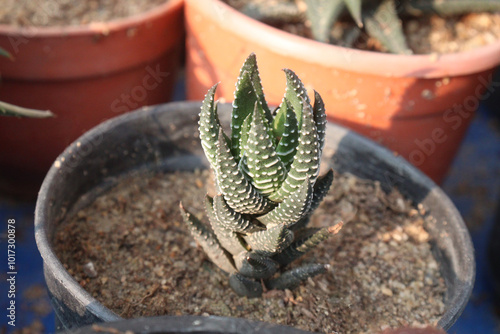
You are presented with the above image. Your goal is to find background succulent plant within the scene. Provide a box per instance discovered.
[232,0,500,54]
[180,53,343,298]
[0,47,54,118]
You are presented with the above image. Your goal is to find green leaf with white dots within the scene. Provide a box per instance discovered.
[283,69,310,130]
[234,252,278,279]
[213,194,260,233]
[312,90,327,155]
[205,196,247,256]
[244,223,294,256]
[273,222,343,266]
[274,99,299,171]
[258,178,313,227]
[199,84,220,169]
[215,128,274,215]
[269,101,320,202]
[242,103,286,196]
[231,53,272,158]
[180,203,235,274]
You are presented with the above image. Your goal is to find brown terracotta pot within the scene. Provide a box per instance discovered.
[184,0,500,183]
[0,0,184,197]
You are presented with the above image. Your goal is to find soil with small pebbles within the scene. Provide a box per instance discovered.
[54,169,446,334]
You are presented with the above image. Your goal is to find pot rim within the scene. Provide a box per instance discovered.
[34,101,475,331]
[187,0,500,78]
[0,0,183,37]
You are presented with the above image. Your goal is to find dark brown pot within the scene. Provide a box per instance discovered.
[0,0,184,198]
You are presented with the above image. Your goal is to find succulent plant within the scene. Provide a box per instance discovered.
[0,47,54,118]
[180,53,343,298]
[232,0,500,54]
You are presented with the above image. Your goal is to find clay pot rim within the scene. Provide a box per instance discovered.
[0,0,183,37]
[188,0,500,78]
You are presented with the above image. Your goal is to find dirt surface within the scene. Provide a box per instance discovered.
[225,0,500,54]
[54,169,446,334]
[0,0,169,27]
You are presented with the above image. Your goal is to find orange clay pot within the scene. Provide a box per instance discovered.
[185,0,500,183]
[0,0,184,197]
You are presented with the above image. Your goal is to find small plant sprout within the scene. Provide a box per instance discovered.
[180,53,343,298]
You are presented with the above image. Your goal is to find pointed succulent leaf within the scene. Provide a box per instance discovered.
[273,223,343,266]
[258,178,313,227]
[274,99,299,170]
[0,101,54,118]
[269,101,320,202]
[291,169,334,231]
[213,195,259,233]
[242,103,286,196]
[205,196,248,255]
[305,0,345,42]
[307,169,333,215]
[231,54,272,157]
[344,0,363,27]
[266,263,328,291]
[312,90,327,155]
[283,69,310,130]
[245,223,294,256]
[215,128,274,214]
[405,0,500,16]
[180,203,235,274]
[238,113,253,160]
[364,0,412,55]
[229,273,263,298]
[234,252,278,279]
[199,84,221,168]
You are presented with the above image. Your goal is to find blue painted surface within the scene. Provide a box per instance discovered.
[0,98,499,333]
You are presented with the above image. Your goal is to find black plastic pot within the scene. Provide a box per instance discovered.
[64,315,310,333]
[35,101,475,332]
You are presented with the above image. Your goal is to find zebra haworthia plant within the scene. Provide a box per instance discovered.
[180,53,343,298]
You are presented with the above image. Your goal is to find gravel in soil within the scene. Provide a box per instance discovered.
[0,0,169,27]
[54,169,446,334]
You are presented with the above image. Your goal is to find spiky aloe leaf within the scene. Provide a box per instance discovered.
[231,53,272,158]
[241,103,286,196]
[274,99,299,170]
[312,90,327,155]
[405,0,500,16]
[266,264,329,290]
[273,223,344,266]
[229,273,263,298]
[245,223,294,256]
[283,69,310,130]
[199,84,221,168]
[364,0,412,55]
[269,101,320,202]
[180,203,235,274]
[345,0,364,27]
[304,0,345,42]
[258,178,313,227]
[0,101,54,118]
[234,252,278,279]
[205,196,248,256]
[213,195,259,233]
[215,128,274,215]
